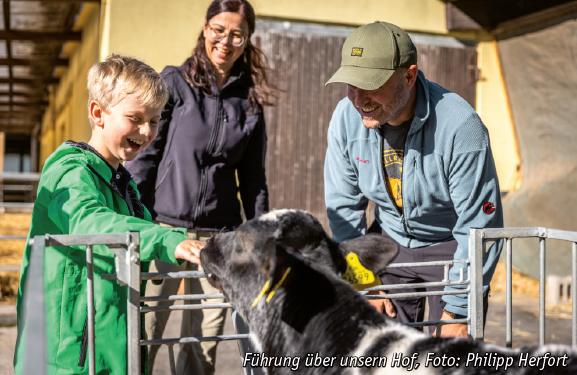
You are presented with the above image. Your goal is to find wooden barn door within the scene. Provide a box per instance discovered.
[253,27,478,233]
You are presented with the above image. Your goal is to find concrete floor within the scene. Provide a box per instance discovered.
[150,307,244,375]
[0,292,573,374]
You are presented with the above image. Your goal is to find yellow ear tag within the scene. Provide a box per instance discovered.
[251,267,292,307]
[342,253,382,291]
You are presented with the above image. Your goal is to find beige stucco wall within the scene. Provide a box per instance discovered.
[252,0,447,33]
[100,0,213,72]
[98,0,447,73]
[475,40,520,192]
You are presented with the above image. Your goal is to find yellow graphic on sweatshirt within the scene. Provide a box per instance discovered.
[386,177,403,207]
[383,149,403,208]
[383,150,403,167]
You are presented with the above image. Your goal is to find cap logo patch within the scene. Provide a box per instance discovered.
[351,47,363,57]
[483,202,495,215]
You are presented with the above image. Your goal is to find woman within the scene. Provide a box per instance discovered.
[126,1,276,374]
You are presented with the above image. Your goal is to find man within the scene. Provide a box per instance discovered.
[324,21,503,337]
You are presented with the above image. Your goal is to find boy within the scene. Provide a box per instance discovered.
[13,55,202,374]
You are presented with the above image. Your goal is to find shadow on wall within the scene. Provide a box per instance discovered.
[498,14,577,278]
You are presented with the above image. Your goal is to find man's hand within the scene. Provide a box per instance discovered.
[367,290,397,318]
[432,311,468,338]
[174,239,205,265]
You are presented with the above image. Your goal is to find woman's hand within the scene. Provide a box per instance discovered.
[174,239,205,265]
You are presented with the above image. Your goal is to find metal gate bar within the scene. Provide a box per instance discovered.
[138,254,480,375]
[473,227,577,349]
[22,232,141,375]
[31,226,560,374]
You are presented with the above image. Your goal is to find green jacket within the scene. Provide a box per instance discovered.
[14,142,188,374]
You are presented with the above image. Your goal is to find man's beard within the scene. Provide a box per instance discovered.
[362,79,410,129]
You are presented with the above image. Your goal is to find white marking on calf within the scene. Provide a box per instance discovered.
[533,343,575,356]
[259,209,300,222]
[348,324,432,375]
[249,332,263,353]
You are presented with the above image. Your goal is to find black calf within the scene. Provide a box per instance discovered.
[201,209,577,375]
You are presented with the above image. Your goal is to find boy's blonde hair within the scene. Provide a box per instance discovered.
[87,54,169,128]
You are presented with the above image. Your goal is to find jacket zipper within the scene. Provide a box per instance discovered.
[215,112,228,154]
[86,165,135,217]
[124,184,135,217]
[379,129,413,245]
[400,134,415,246]
[194,169,207,220]
[155,159,173,191]
[78,319,88,367]
[197,92,221,219]
[206,93,221,154]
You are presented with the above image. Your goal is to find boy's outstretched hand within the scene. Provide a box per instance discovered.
[174,239,205,265]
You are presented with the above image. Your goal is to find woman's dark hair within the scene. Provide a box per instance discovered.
[182,0,277,112]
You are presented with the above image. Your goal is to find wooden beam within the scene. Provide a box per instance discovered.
[0,112,43,119]
[14,0,100,2]
[3,1,11,33]
[0,78,59,85]
[0,92,47,98]
[0,58,69,67]
[0,30,82,41]
[4,102,50,107]
[0,129,36,135]
[4,0,14,89]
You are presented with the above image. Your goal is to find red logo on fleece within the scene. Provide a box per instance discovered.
[356,158,369,164]
[483,202,495,215]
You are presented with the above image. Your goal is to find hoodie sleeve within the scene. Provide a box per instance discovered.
[441,114,504,317]
[46,161,187,264]
[324,101,369,242]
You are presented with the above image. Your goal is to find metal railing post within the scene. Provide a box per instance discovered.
[127,232,141,375]
[506,238,513,348]
[22,235,47,375]
[86,245,96,375]
[573,241,577,349]
[539,233,546,346]
[469,228,484,340]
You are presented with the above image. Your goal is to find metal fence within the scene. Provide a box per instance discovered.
[0,234,27,299]
[21,232,142,375]
[22,230,484,375]
[21,227,577,374]
[0,172,40,210]
[470,227,577,348]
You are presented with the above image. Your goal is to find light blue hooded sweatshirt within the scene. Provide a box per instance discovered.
[324,70,503,316]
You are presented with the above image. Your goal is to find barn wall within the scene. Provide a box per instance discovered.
[498,14,577,278]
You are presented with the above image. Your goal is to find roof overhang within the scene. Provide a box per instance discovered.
[0,0,99,136]
[443,0,576,30]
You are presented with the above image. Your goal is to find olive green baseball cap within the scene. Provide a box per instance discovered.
[326,21,417,90]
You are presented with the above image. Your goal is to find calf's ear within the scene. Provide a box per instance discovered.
[338,234,398,275]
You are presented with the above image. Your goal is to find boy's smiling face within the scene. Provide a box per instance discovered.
[88,94,161,169]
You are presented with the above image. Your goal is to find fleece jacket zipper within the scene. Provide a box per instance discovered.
[379,129,413,247]
[206,93,221,154]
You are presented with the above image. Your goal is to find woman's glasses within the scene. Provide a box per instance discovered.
[208,25,246,47]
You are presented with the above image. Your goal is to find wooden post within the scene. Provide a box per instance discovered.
[0,132,4,204]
